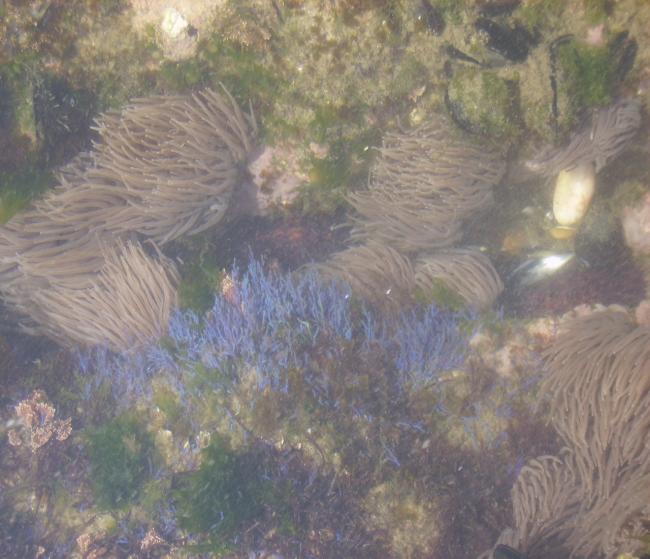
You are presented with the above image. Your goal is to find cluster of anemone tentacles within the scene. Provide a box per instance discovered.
[481,97,647,559]
[481,306,650,559]
[0,88,258,352]
[315,116,507,312]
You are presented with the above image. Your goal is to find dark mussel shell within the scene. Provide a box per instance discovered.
[475,17,535,63]
[477,0,521,17]
[609,30,637,84]
[444,44,482,66]
[418,0,445,35]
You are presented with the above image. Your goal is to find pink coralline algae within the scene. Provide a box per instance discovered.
[8,390,72,451]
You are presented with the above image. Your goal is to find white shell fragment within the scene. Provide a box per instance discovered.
[161,7,189,39]
[552,162,596,226]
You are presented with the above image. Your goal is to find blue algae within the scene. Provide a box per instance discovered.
[78,256,472,402]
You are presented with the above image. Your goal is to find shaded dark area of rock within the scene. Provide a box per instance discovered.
[418,0,445,35]
[503,249,645,318]
[475,17,535,63]
[477,0,522,18]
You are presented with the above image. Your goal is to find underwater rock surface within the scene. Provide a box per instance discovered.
[2,1,650,558]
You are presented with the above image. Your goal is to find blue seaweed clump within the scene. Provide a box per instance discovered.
[78,256,472,402]
[174,257,471,393]
[168,258,354,391]
[361,304,471,389]
[391,305,471,388]
[77,346,156,401]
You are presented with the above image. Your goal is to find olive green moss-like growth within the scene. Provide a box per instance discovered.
[557,40,616,117]
[299,129,380,215]
[583,0,611,24]
[151,384,183,428]
[446,67,521,140]
[177,261,223,314]
[158,33,279,112]
[432,0,468,25]
[85,413,155,510]
[174,435,289,553]
[413,278,470,312]
[0,170,52,224]
[515,0,566,34]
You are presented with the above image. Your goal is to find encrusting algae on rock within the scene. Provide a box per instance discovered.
[3,1,650,558]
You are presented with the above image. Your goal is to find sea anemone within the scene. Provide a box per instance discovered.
[480,450,580,558]
[41,87,257,244]
[414,248,503,311]
[310,241,416,308]
[348,118,505,253]
[484,306,650,558]
[0,88,256,350]
[317,115,505,312]
[27,240,179,352]
[526,97,641,176]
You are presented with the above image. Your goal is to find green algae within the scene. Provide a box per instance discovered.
[85,413,156,510]
[0,170,53,224]
[152,384,183,427]
[177,261,223,314]
[159,31,280,124]
[299,130,378,214]
[414,280,468,313]
[447,66,521,139]
[583,0,611,24]
[557,40,615,114]
[173,435,290,553]
[515,0,565,34]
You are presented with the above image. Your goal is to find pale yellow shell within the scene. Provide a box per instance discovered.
[549,225,577,240]
[552,162,596,226]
